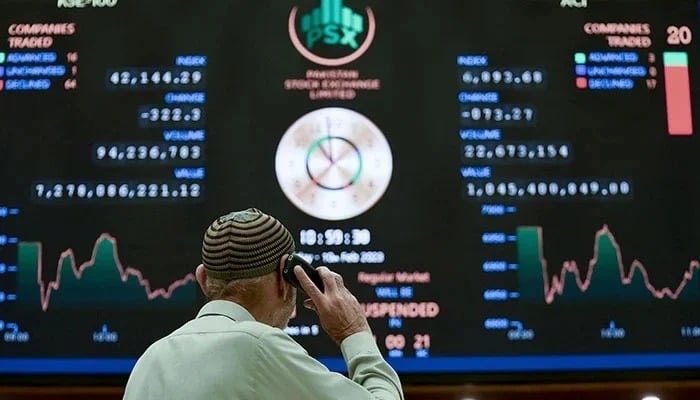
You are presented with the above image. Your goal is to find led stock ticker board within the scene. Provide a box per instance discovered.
[0,0,698,380]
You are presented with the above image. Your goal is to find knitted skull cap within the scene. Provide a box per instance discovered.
[201,208,295,280]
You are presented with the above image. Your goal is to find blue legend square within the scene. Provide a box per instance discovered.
[574,52,586,64]
[575,65,587,76]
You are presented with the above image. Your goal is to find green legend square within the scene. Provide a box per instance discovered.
[574,52,586,64]
[0,52,5,63]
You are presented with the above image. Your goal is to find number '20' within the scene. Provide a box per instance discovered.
[667,26,692,45]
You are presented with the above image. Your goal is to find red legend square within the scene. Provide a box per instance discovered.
[576,77,587,89]
[0,80,4,91]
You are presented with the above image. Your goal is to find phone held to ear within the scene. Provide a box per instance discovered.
[283,253,325,294]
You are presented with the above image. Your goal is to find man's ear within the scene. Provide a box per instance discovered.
[277,255,290,297]
[195,264,208,296]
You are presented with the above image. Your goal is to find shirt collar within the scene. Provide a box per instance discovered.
[196,300,256,322]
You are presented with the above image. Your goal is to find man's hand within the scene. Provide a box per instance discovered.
[294,265,371,345]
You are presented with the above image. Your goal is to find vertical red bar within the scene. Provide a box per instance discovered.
[663,52,693,136]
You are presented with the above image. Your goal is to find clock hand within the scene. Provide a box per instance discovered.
[312,130,331,162]
[296,164,334,198]
[317,141,332,162]
[326,117,333,163]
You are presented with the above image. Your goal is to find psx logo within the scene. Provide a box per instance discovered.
[57,0,118,8]
[560,0,587,8]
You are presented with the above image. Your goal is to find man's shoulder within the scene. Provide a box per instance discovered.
[135,317,289,366]
[167,315,280,341]
[134,299,305,363]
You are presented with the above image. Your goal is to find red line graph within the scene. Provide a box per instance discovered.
[535,225,700,304]
[32,233,196,311]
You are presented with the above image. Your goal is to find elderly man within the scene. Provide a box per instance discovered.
[123,208,404,400]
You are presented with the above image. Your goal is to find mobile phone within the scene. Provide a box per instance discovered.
[283,253,325,294]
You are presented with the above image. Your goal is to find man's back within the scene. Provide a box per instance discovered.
[124,305,267,399]
[123,300,403,400]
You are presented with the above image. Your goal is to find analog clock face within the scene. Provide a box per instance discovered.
[275,108,393,221]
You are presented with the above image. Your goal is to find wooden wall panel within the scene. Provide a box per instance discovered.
[0,381,698,400]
